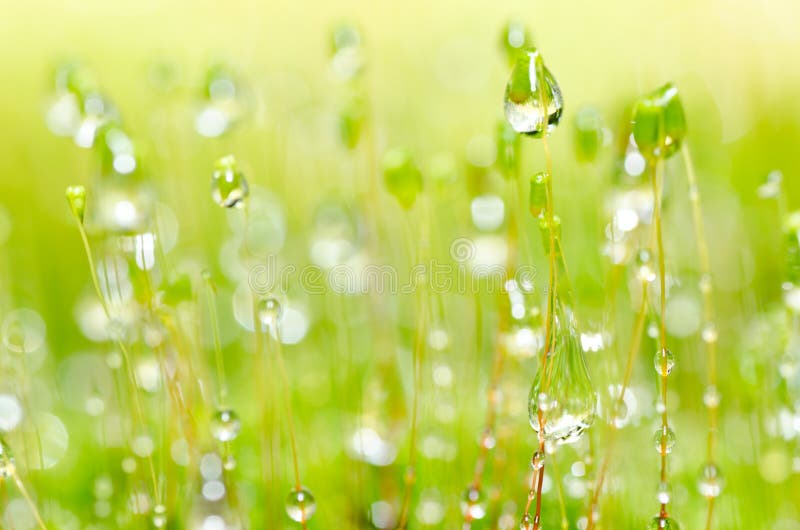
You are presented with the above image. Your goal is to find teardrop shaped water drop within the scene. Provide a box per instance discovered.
[211,155,249,208]
[528,304,595,444]
[653,348,675,376]
[503,48,563,137]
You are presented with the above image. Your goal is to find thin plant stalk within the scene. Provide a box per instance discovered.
[267,319,307,529]
[525,97,561,529]
[463,146,522,527]
[69,212,159,500]
[202,274,228,407]
[681,143,719,530]
[13,474,47,530]
[586,278,650,529]
[396,203,429,530]
[652,154,672,517]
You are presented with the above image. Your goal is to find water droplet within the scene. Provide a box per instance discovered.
[211,155,249,208]
[656,481,672,504]
[612,399,630,429]
[636,249,657,283]
[647,515,680,530]
[92,178,155,234]
[460,486,487,520]
[257,297,283,330]
[520,513,534,530]
[211,409,241,442]
[653,425,676,455]
[503,48,563,137]
[531,451,545,471]
[703,385,721,409]
[330,23,364,80]
[697,463,723,498]
[528,307,595,444]
[285,487,317,523]
[152,504,167,528]
[195,63,243,137]
[632,83,686,160]
[479,429,496,450]
[653,348,675,376]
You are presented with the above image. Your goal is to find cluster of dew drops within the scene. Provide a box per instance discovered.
[1,13,798,530]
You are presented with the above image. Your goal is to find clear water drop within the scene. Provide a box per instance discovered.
[528,306,595,444]
[257,297,283,330]
[211,409,241,442]
[647,516,680,530]
[285,487,316,523]
[703,385,721,408]
[520,513,534,530]
[636,249,657,283]
[531,451,545,471]
[460,486,487,520]
[656,481,672,504]
[697,463,724,498]
[503,48,563,137]
[211,155,249,208]
[653,348,675,376]
[152,504,167,528]
[653,426,676,455]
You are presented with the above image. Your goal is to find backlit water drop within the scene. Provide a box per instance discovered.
[211,155,249,208]
[285,487,316,523]
[503,48,563,137]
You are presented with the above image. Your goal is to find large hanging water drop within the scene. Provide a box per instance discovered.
[211,155,249,208]
[528,305,595,444]
[503,48,563,137]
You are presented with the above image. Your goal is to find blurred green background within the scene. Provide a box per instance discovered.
[1,0,800,529]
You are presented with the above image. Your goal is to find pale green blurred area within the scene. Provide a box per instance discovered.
[2,0,800,285]
[1,0,800,528]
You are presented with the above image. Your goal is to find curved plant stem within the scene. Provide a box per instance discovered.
[70,216,159,501]
[681,143,719,530]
